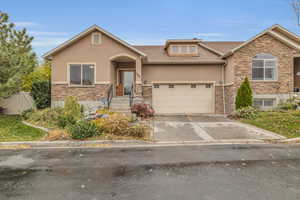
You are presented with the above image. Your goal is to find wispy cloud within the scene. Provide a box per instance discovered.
[28,31,69,36]
[197,33,225,37]
[32,37,68,47]
[14,21,39,27]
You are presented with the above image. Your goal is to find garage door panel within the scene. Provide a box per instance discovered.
[152,84,214,114]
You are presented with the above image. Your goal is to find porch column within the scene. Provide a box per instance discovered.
[135,57,143,97]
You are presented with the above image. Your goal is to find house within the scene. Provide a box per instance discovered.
[43,24,300,114]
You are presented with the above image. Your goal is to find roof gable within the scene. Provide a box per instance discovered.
[222,24,300,58]
[43,25,146,59]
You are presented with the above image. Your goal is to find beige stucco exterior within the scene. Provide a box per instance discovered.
[51,30,141,84]
[142,64,222,83]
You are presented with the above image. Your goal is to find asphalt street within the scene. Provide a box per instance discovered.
[0,144,300,200]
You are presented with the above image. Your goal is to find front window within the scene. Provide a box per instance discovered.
[252,53,277,81]
[69,64,94,86]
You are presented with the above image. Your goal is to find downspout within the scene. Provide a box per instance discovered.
[222,61,227,115]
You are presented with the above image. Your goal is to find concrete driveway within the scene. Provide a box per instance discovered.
[153,115,284,142]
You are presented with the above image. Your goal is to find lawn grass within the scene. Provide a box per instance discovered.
[0,115,46,142]
[241,110,300,138]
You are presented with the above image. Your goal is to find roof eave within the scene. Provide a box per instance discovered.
[222,24,300,58]
[42,25,146,59]
[143,60,226,65]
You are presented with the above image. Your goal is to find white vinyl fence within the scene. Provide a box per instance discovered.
[0,92,35,115]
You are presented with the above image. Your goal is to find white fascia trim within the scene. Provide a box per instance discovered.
[109,53,137,61]
[95,81,111,84]
[43,25,146,59]
[268,30,300,51]
[52,81,68,84]
[222,26,274,58]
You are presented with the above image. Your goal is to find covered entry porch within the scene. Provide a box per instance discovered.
[110,54,142,97]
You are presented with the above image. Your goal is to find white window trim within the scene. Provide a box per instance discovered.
[91,32,102,45]
[170,45,198,55]
[67,63,96,87]
[253,98,276,108]
[252,56,278,81]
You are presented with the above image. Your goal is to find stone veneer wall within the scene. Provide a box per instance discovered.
[215,85,235,114]
[224,34,299,114]
[51,84,110,101]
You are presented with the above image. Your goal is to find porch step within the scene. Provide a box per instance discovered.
[109,96,131,114]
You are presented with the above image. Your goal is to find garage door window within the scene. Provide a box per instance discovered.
[191,84,197,88]
[154,84,159,88]
[205,84,211,88]
[169,84,174,88]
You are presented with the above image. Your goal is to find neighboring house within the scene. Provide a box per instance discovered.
[43,24,300,114]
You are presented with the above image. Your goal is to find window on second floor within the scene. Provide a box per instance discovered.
[69,64,95,86]
[252,53,277,81]
[170,45,198,55]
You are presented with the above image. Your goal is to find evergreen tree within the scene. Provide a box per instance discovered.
[0,11,37,98]
[235,77,253,109]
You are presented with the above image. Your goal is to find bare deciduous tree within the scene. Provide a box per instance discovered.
[292,0,300,25]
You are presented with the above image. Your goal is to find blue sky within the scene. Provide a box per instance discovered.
[1,0,298,58]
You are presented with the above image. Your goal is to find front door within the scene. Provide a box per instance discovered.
[117,71,134,96]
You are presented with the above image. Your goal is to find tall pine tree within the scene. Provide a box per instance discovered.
[235,77,253,109]
[0,11,37,98]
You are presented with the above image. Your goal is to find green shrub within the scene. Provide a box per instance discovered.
[68,120,99,139]
[64,96,82,121]
[22,64,51,92]
[30,80,51,109]
[54,97,83,128]
[277,99,298,110]
[235,77,253,110]
[57,115,76,128]
[234,106,258,119]
[21,108,35,120]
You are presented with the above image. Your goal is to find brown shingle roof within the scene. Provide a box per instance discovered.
[133,45,225,64]
[201,41,244,54]
[133,41,244,64]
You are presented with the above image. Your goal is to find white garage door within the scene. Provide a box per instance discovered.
[152,83,214,114]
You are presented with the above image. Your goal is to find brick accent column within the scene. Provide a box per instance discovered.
[215,85,235,115]
[135,84,143,97]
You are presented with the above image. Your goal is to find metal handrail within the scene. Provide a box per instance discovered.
[129,84,134,107]
[107,84,113,109]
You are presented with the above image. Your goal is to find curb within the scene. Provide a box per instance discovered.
[280,138,300,144]
[0,139,150,148]
[0,138,294,149]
